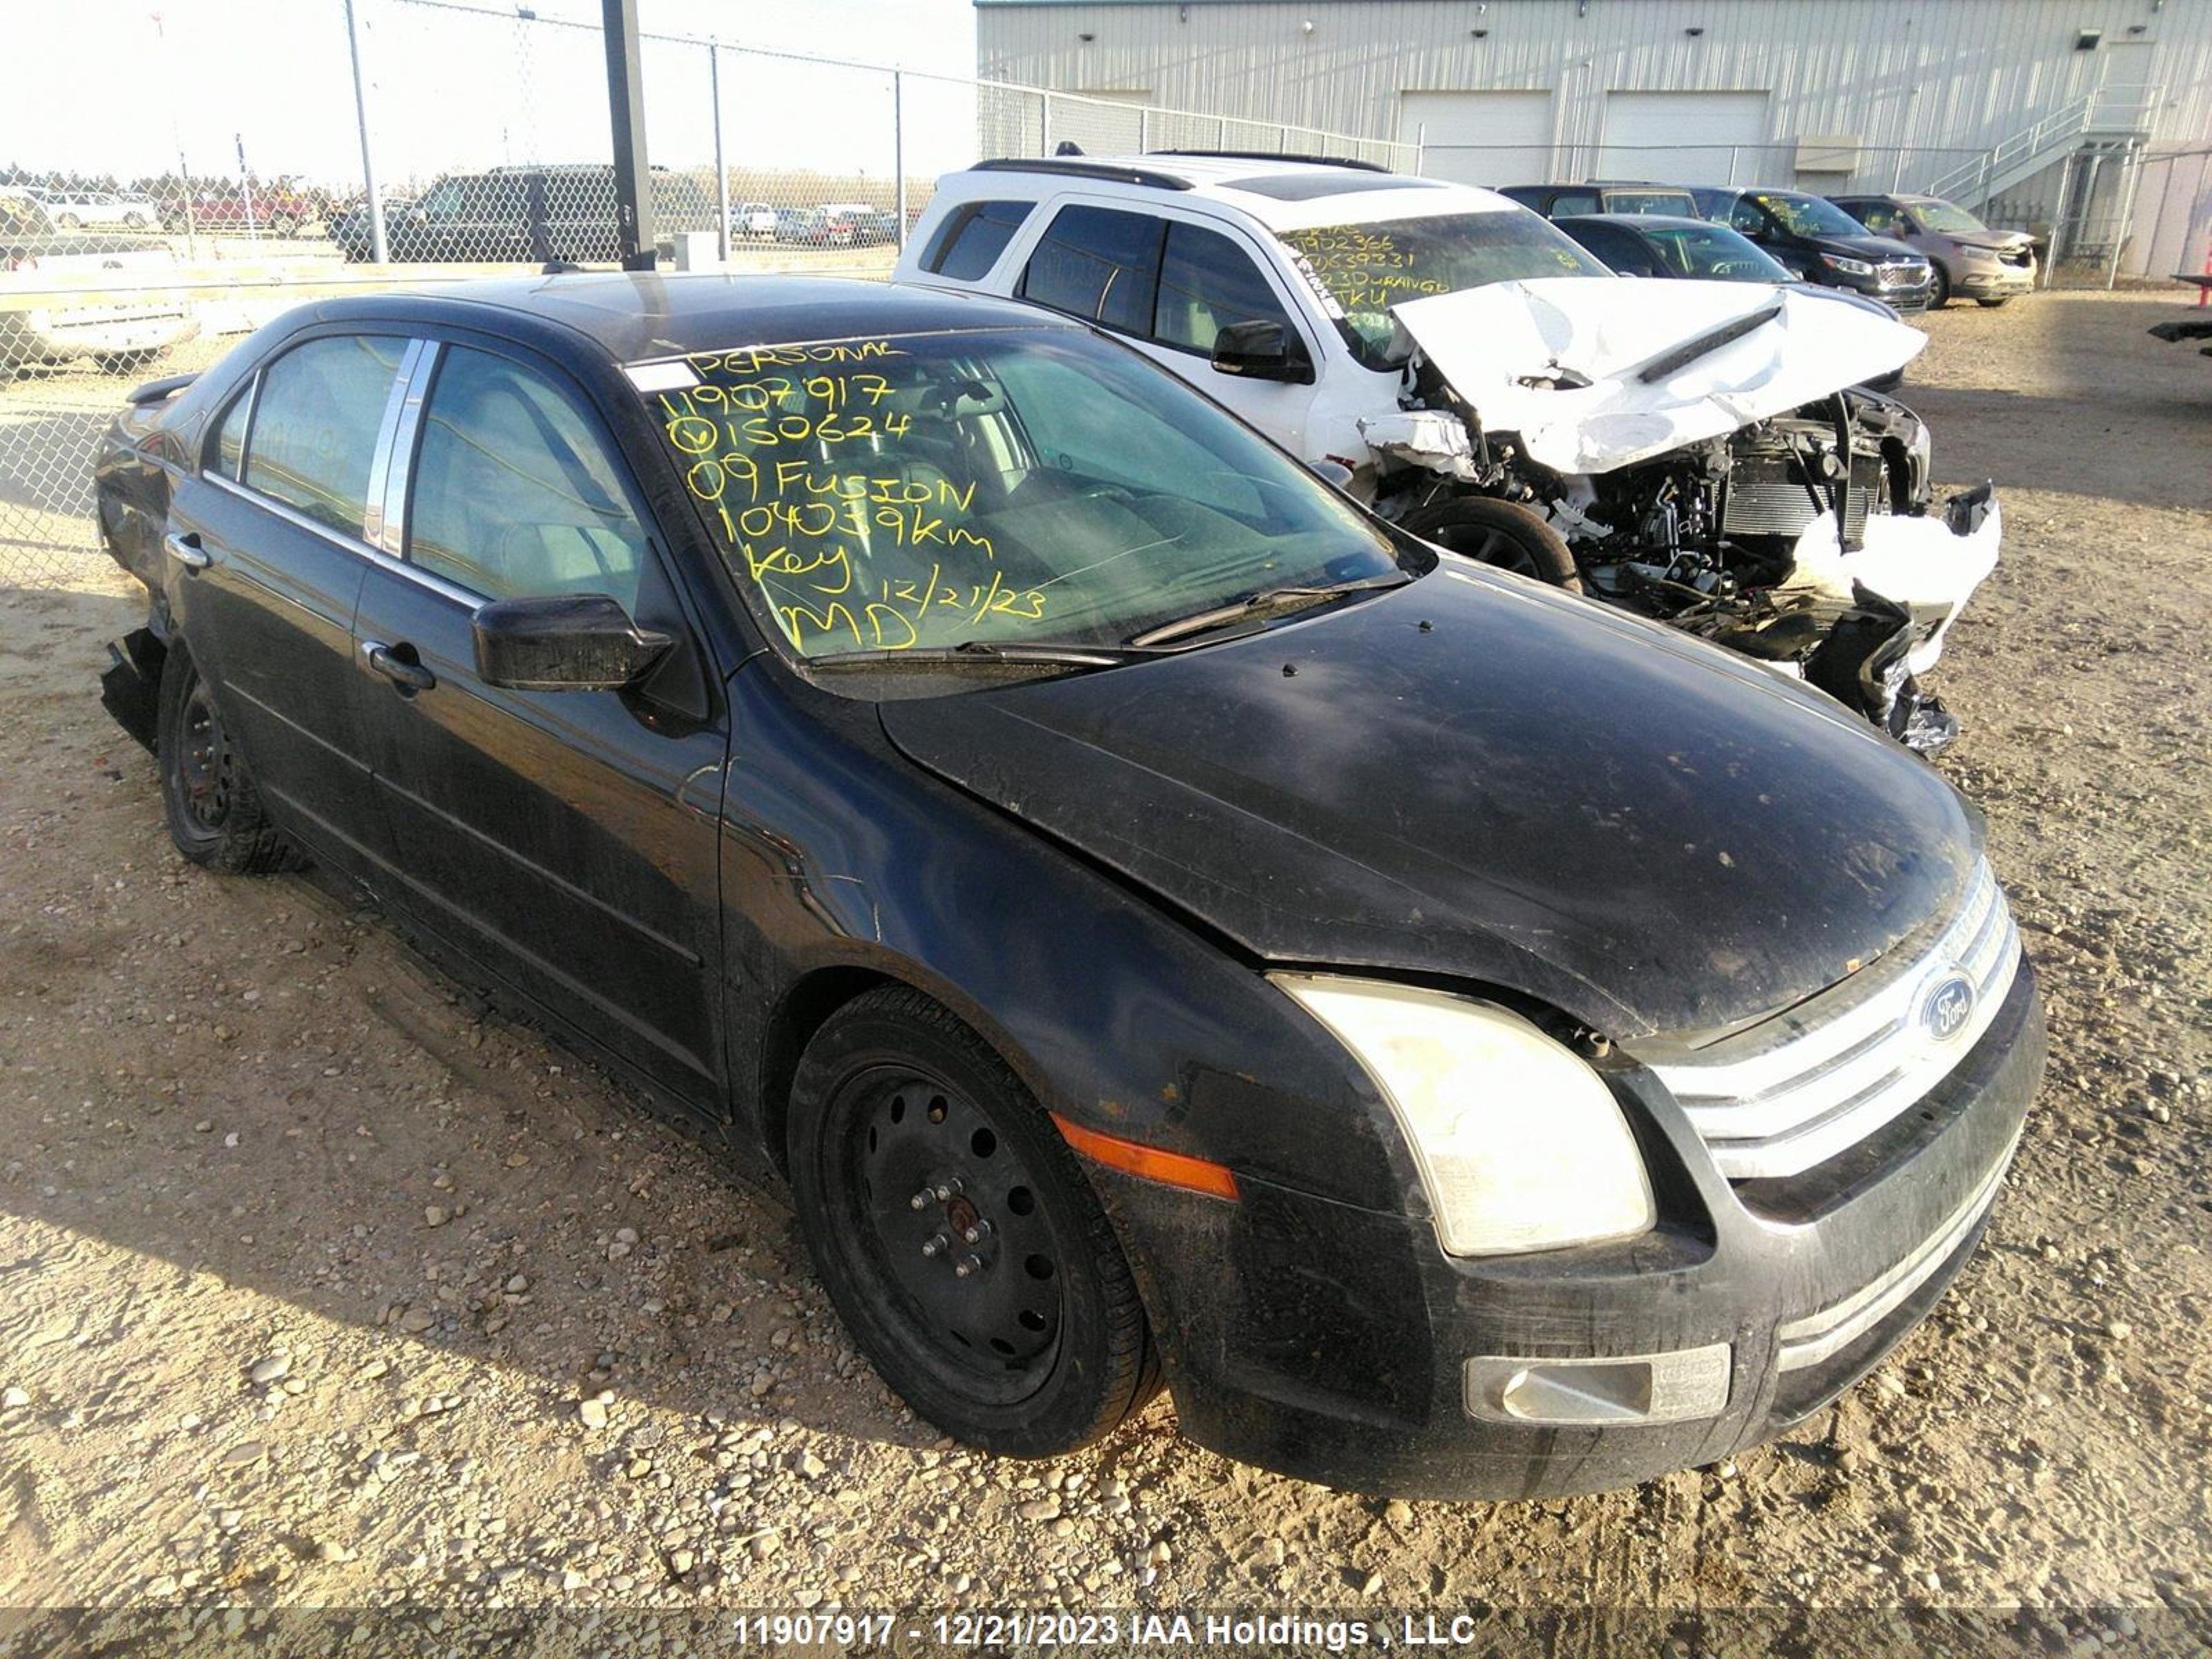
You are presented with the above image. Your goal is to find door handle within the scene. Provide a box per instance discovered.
[164,530,211,570]
[362,640,437,693]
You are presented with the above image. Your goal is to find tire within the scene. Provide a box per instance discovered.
[1400,495,1582,592]
[1976,296,2012,309]
[57,213,81,231]
[157,645,297,874]
[786,986,1161,1457]
[1929,264,1951,309]
[94,349,161,376]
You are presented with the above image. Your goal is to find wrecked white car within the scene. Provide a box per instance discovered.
[894,153,2001,751]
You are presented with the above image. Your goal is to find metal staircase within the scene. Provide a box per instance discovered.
[1924,86,2159,207]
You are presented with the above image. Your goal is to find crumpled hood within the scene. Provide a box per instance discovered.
[1388,277,1927,475]
[1950,229,2035,254]
[879,566,1977,1040]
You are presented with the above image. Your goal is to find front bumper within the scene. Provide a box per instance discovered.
[1956,262,2036,299]
[1094,960,2045,1500]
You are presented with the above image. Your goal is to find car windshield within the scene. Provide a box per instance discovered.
[638,328,1413,671]
[1752,192,1868,238]
[1277,210,1609,368]
[1913,199,1989,234]
[1638,221,1793,282]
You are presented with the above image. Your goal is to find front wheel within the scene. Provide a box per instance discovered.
[1976,296,2012,309]
[1400,496,1583,592]
[1929,265,1952,309]
[157,645,297,874]
[786,987,1160,1456]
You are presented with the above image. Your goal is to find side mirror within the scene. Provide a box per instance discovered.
[1211,319,1314,385]
[472,592,672,691]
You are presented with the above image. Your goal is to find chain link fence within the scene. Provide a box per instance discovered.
[0,0,1408,589]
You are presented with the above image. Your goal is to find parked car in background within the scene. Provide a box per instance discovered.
[22,187,160,231]
[0,198,197,372]
[1691,187,1935,312]
[772,206,811,242]
[899,153,2000,750]
[1551,212,1906,388]
[1828,193,2036,308]
[171,187,315,236]
[1499,180,1700,218]
[329,165,713,263]
[797,203,876,247]
[90,273,2043,1499]
[730,200,778,238]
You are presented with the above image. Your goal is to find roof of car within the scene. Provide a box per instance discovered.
[1555,213,1725,233]
[944,153,1502,229]
[311,274,1075,363]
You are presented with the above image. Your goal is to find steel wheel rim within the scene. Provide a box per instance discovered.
[176,679,234,834]
[825,1063,1066,1405]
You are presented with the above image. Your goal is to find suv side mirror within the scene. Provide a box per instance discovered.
[1211,319,1315,385]
[473,592,673,691]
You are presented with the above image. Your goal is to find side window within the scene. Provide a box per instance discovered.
[1730,198,1768,237]
[922,200,1035,281]
[1153,221,1297,355]
[209,381,254,482]
[1859,203,1904,236]
[1570,223,1655,276]
[242,335,406,534]
[1018,205,1163,337]
[406,346,648,610]
[1550,190,1599,216]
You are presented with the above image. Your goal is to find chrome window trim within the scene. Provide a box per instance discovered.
[1644,860,2023,1182]
[202,471,483,612]
[1774,1130,2018,1372]
[363,339,430,551]
[378,339,443,559]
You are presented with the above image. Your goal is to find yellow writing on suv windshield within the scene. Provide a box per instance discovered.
[653,341,1048,654]
[1280,226,1449,312]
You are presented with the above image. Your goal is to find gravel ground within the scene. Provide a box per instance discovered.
[0,288,2208,1623]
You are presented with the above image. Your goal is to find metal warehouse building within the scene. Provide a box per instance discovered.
[975,0,2212,279]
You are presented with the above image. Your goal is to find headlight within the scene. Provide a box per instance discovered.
[1273,975,1655,1257]
[1822,254,1876,276]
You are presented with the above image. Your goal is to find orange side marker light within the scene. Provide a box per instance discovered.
[1049,1114,1240,1201]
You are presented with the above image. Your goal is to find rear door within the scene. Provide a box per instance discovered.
[346,337,729,1109]
[166,330,413,875]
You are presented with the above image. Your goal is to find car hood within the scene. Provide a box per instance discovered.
[1948,229,2035,253]
[1823,232,1926,263]
[1388,277,1926,474]
[878,565,1976,1040]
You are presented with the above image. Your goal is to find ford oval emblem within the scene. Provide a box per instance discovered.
[1919,971,1977,1045]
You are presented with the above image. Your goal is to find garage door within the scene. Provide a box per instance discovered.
[1597,91,1770,188]
[1398,91,1555,188]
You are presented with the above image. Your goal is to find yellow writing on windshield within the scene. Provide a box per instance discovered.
[1281,226,1449,312]
[656,341,1048,653]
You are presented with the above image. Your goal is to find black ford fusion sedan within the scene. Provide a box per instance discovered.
[93,275,2043,1499]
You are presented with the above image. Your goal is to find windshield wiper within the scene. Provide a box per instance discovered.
[1127,572,1412,649]
[809,639,1156,671]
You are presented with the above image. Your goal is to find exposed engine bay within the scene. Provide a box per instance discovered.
[1362,279,2003,753]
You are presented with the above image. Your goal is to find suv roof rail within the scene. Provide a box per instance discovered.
[1152,149,1389,173]
[971,157,1194,191]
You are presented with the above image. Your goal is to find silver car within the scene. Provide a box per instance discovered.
[1830,193,2036,309]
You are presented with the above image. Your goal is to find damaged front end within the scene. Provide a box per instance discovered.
[1366,279,2000,753]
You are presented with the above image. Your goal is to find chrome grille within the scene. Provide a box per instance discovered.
[1648,859,2021,1181]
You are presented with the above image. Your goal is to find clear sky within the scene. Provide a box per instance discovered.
[4,0,982,191]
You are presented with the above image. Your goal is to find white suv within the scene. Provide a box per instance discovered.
[894,153,2004,751]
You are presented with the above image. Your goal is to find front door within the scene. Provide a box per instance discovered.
[348,339,729,1108]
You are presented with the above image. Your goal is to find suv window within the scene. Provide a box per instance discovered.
[1548,190,1599,216]
[1562,221,1656,277]
[407,346,648,608]
[1850,200,1908,237]
[922,200,1034,281]
[1020,205,1161,335]
[1729,197,1768,236]
[241,335,407,535]
[1153,222,1295,355]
